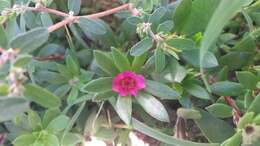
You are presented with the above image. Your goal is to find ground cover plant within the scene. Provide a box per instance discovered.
[0,0,260,145]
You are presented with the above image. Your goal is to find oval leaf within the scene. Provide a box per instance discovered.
[83,77,113,93]
[136,92,169,122]
[130,37,153,56]
[115,96,132,125]
[9,27,49,53]
[24,84,61,108]
[210,81,244,96]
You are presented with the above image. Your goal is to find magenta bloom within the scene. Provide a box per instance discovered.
[112,71,145,97]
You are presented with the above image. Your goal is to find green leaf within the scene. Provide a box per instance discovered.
[112,48,131,72]
[182,49,218,68]
[61,133,82,146]
[130,37,153,56]
[66,54,80,76]
[145,80,180,100]
[149,7,167,30]
[236,71,259,89]
[0,0,10,12]
[248,93,260,115]
[132,118,219,146]
[94,50,119,75]
[210,81,244,96]
[115,96,132,125]
[155,48,165,73]
[132,53,147,73]
[166,38,195,51]
[219,51,252,70]
[83,77,113,93]
[42,108,61,128]
[40,13,53,27]
[0,97,29,122]
[136,92,169,122]
[237,112,254,129]
[0,25,7,48]
[206,103,232,118]
[184,82,210,100]
[177,108,201,120]
[9,27,49,53]
[195,109,235,143]
[157,20,174,33]
[47,115,70,132]
[67,87,79,104]
[13,134,36,146]
[24,84,61,108]
[173,0,192,32]
[223,131,242,146]
[199,0,249,66]
[28,110,42,130]
[68,0,81,15]
[79,18,106,35]
[13,54,32,67]
[43,134,60,146]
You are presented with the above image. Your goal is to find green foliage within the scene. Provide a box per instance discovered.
[0,0,259,145]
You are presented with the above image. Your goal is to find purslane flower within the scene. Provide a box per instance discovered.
[112,71,145,97]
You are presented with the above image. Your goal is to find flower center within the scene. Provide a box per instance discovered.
[120,77,136,90]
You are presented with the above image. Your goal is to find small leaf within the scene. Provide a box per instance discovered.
[224,131,242,146]
[210,81,244,96]
[132,53,147,73]
[67,87,79,104]
[24,84,61,108]
[236,71,259,89]
[44,134,60,146]
[182,49,218,68]
[66,54,80,76]
[206,103,232,118]
[166,38,195,51]
[79,18,106,35]
[130,37,153,56]
[237,112,254,129]
[40,13,53,27]
[177,108,201,120]
[112,48,131,72]
[9,27,49,53]
[0,97,29,122]
[47,115,70,133]
[248,93,260,115]
[42,108,61,128]
[0,25,7,48]
[115,96,132,125]
[136,92,169,122]
[68,0,81,15]
[13,54,32,67]
[157,20,174,33]
[184,82,210,100]
[145,80,180,100]
[155,48,166,73]
[61,133,82,146]
[149,7,167,30]
[13,134,36,146]
[28,110,42,130]
[195,109,235,143]
[94,50,119,75]
[83,77,113,93]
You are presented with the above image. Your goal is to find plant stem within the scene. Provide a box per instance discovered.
[27,3,135,33]
[224,96,241,125]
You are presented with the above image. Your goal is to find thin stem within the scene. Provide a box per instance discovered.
[45,3,134,33]
[224,96,241,125]
[82,3,130,19]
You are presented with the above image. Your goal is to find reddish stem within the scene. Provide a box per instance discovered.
[224,96,241,124]
[34,55,64,61]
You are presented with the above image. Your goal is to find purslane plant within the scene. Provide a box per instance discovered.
[0,0,259,146]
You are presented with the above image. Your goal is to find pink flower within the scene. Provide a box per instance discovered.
[112,71,145,97]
